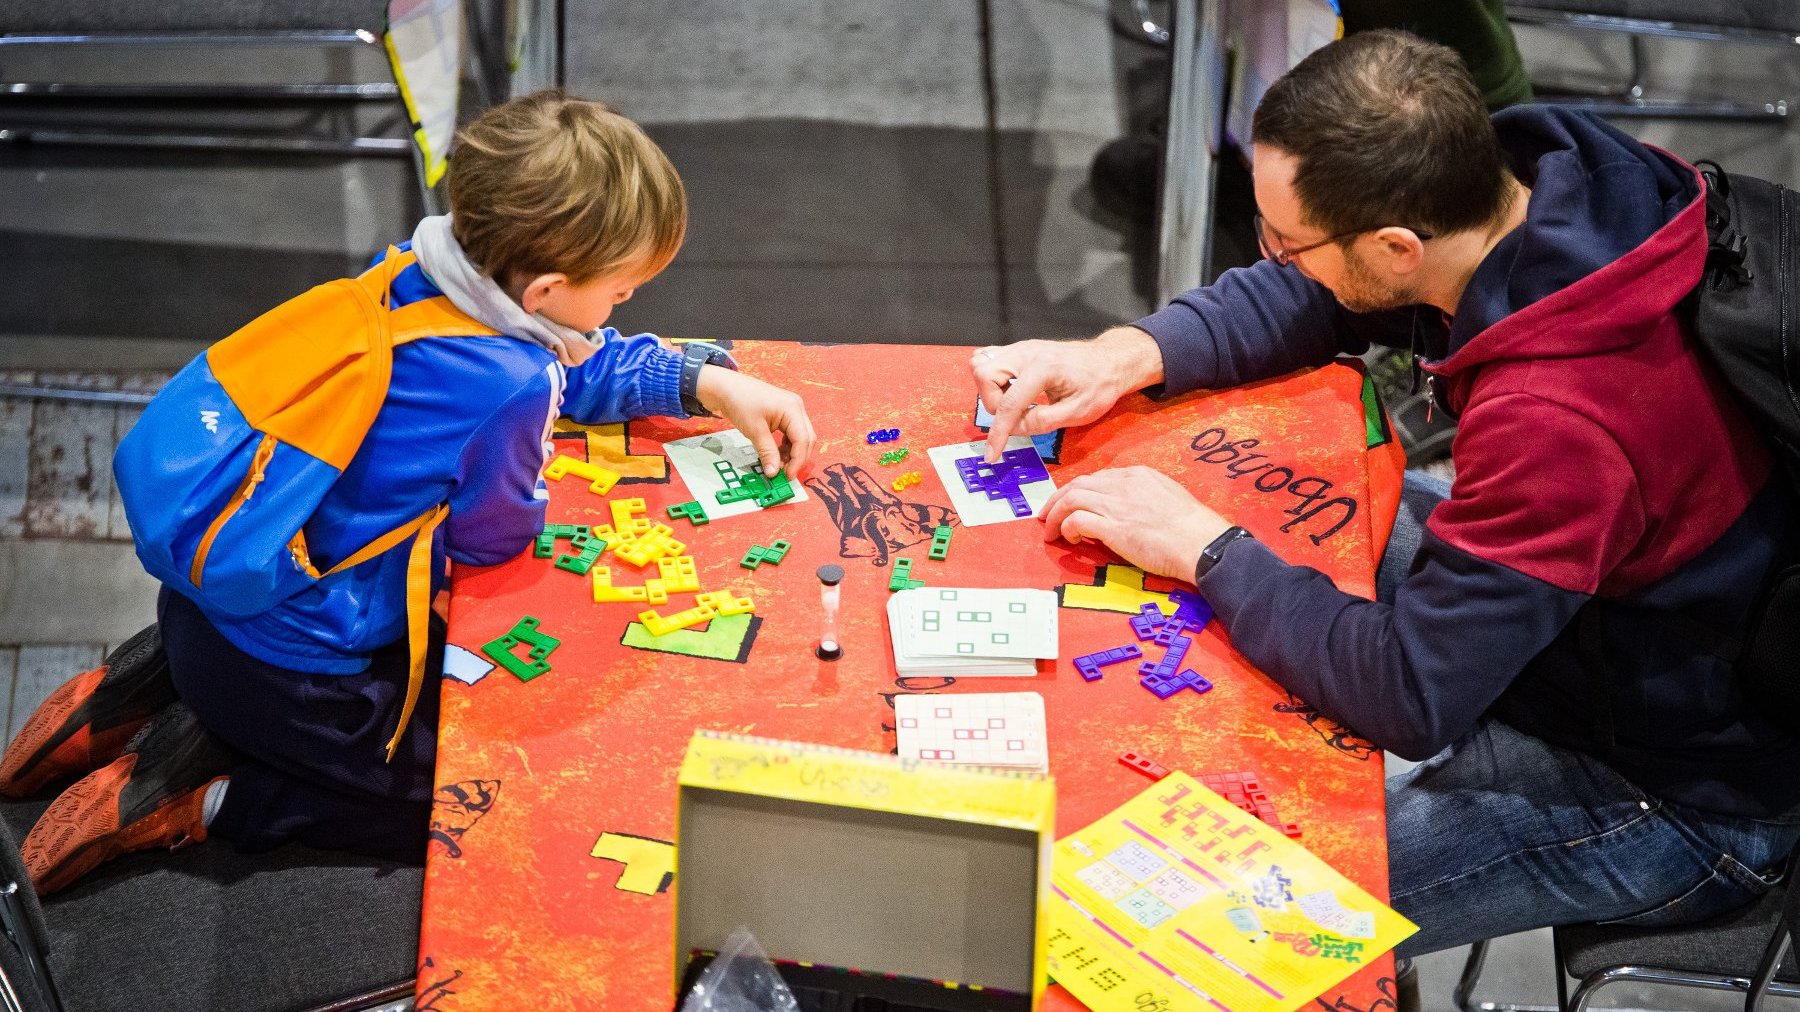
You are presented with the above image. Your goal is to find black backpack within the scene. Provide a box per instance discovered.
[1686,162,1800,702]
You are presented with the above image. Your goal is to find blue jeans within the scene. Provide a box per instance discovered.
[1377,471,1800,957]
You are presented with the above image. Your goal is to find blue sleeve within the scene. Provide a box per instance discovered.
[1134,260,1388,396]
[560,328,688,424]
[1197,532,1588,761]
[443,372,551,567]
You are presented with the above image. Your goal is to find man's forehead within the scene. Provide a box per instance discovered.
[1252,150,1306,230]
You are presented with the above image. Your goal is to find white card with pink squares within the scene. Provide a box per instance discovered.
[894,692,1048,772]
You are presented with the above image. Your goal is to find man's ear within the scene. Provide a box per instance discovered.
[1371,226,1427,276]
[516,272,568,315]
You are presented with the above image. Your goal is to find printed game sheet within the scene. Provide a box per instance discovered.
[1048,773,1416,1011]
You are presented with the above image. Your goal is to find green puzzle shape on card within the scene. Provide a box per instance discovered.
[620,612,759,662]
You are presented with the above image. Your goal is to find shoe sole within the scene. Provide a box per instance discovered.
[21,754,134,896]
[0,628,172,798]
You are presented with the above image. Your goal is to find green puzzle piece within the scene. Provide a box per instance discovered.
[481,616,561,681]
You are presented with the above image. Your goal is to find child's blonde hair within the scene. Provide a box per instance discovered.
[447,89,686,284]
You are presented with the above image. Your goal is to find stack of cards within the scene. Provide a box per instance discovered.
[894,692,1049,772]
[886,587,1059,677]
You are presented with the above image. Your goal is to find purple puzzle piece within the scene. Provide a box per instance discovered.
[954,448,1051,517]
[1151,617,1191,648]
[1139,632,1192,682]
[1129,603,1166,641]
[1168,588,1214,632]
[1141,667,1214,699]
[1074,643,1143,682]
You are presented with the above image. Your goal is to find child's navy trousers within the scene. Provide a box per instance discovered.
[157,588,443,864]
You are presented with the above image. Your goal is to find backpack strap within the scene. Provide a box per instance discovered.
[357,246,505,344]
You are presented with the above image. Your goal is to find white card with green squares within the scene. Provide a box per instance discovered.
[897,587,1060,660]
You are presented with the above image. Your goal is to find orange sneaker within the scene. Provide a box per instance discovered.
[22,703,230,896]
[0,625,176,798]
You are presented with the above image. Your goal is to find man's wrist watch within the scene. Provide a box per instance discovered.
[678,342,737,417]
[1195,525,1253,581]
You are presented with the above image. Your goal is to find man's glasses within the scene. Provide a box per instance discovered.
[1254,212,1433,268]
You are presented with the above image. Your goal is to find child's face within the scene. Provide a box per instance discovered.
[531,263,658,332]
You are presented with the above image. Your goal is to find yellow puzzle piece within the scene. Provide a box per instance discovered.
[696,590,756,616]
[638,603,718,637]
[544,454,622,495]
[591,566,649,603]
[657,556,701,593]
[589,831,674,894]
[609,497,647,532]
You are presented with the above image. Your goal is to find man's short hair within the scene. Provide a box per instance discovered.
[1251,30,1511,239]
[447,89,686,284]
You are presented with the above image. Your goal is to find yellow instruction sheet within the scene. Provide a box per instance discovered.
[1048,773,1415,1011]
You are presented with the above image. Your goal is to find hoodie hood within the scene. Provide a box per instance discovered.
[409,215,602,367]
[1431,106,1706,380]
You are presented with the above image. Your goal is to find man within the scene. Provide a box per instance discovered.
[975,29,1799,955]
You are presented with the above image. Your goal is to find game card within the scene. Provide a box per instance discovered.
[926,438,1056,527]
[898,587,1059,660]
[664,429,809,520]
[894,692,1048,771]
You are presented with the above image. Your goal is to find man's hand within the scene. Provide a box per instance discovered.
[696,366,818,478]
[971,326,1165,462]
[1040,467,1234,582]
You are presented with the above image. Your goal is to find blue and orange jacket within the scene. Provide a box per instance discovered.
[191,243,687,674]
[1137,106,1800,817]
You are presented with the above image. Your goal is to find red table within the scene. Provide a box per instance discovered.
[418,342,1406,1011]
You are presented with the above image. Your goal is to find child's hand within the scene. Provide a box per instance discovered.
[696,366,817,478]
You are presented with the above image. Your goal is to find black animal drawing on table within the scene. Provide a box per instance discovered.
[428,779,501,858]
[805,462,955,565]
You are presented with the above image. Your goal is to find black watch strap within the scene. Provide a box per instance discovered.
[678,342,737,417]
[1195,525,1253,581]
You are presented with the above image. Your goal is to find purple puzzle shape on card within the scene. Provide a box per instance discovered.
[954,448,1051,517]
[1074,643,1143,682]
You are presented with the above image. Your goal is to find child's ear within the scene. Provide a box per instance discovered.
[515,272,568,315]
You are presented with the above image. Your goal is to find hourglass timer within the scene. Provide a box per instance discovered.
[815,565,845,661]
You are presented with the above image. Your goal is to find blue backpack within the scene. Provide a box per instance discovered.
[114,247,500,759]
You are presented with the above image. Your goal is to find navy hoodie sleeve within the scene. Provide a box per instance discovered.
[443,371,551,567]
[1196,396,1636,760]
[1134,260,1368,397]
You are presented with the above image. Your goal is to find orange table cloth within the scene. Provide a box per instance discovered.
[418,342,1407,1011]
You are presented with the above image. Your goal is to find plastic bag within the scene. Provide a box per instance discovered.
[678,927,800,1012]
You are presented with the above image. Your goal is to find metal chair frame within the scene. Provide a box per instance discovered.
[1507,5,1798,121]
[1456,849,1800,1012]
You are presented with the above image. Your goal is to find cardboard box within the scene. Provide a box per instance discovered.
[674,731,1056,1010]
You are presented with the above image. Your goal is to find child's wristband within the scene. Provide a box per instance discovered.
[679,342,738,417]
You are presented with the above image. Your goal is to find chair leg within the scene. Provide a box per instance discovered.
[1553,927,1571,1012]
[1455,939,1491,1012]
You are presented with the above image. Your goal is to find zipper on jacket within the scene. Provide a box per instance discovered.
[189,433,277,588]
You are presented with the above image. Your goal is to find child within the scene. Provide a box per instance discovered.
[0,90,816,894]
